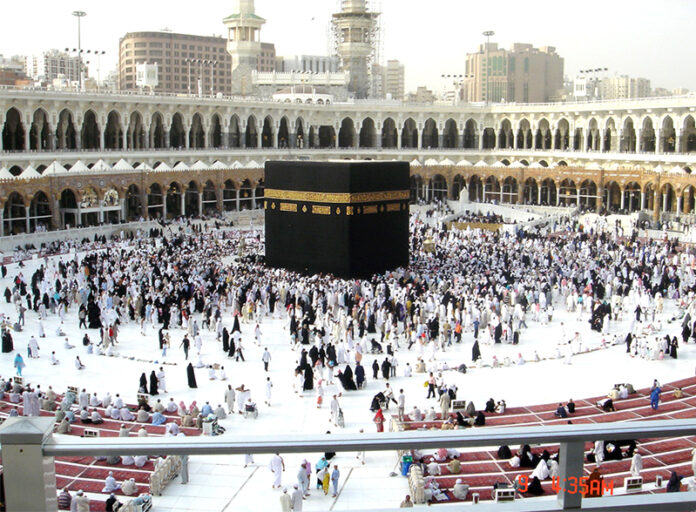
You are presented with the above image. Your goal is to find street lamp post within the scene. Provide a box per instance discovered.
[72,11,86,91]
[482,30,495,105]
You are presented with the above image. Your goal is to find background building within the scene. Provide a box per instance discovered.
[465,42,563,103]
[0,55,30,87]
[384,59,405,100]
[276,55,340,73]
[406,86,436,103]
[119,31,235,95]
[598,75,651,100]
[25,50,83,84]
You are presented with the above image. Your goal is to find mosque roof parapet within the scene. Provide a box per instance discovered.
[70,161,91,173]
[91,160,112,172]
[44,162,68,176]
[19,165,41,179]
[112,159,134,172]
[0,167,16,180]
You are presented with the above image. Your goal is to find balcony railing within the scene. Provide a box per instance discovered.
[2,416,696,511]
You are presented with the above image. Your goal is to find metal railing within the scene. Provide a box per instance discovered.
[2,416,696,511]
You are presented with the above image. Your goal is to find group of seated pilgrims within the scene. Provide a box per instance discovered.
[0,378,229,438]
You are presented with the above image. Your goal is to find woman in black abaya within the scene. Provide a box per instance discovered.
[138,373,147,393]
[232,315,241,333]
[222,327,229,353]
[303,365,314,391]
[472,339,481,362]
[149,370,159,396]
[187,363,198,389]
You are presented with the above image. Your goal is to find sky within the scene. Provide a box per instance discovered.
[3,0,696,93]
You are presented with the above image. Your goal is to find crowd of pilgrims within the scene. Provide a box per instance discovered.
[2,210,696,422]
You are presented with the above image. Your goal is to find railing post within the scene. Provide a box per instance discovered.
[557,441,584,509]
[0,417,57,511]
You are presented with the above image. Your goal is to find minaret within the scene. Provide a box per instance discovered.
[224,0,265,95]
[332,0,379,99]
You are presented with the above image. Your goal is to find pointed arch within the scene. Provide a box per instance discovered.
[261,115,275,148]
[56,109,77,150]
[210,113,223,148]
[229,114,241,148]
[150,112,165,149]
[127,111,145,150]
[277,116,290,148]
[245,115,258,148]
[81,109,100,150]
[360,117,376,148]
[338,117,355,148]
[2,107,25,151]
[381,117,397,148]
[189,113,205,149]
[170,113,186,149]
[442,119,458,149]
[29,108,51,151]
[422,118,438,149]
[401,118,417,148]
[104,110,123,149]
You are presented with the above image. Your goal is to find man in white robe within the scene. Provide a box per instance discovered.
[280,487,292,512]
[157,367,167,393]
[290,484,303,511]
[102,471,121,492]
[630,450,643,477]
[269,453,285,488]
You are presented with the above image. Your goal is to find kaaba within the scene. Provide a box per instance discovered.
[264,161,410,278]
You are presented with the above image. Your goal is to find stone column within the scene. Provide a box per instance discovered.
[141,189,149,220]
[354,123,361,149]
[478,127,484,150]
[0,209,4,236]
[222,131,229,149]
[216,187,223,213]
[180,190,186,217]
[620,188,626,211]
[656,128,662,153]
[240,123,247,148]
[417,124,423,150]
[636,129,642,153]
[121,125,127,150]
[677,195,683,216]
[198,193,203,216]
[203,130,209,149]
[289,131,296,149]
[164,129,171,149]
[25,201,31,233]
[676,130,683,153]
[569,133,575,151]
[438,126,445,149]
[0,417,57,511]
[99,129,105,150]
[537,186,541,205]
[375,123,382,149]
[257,128,263,149]
[653,189,660,220]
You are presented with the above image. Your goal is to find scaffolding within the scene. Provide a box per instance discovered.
[331,0,381,98]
